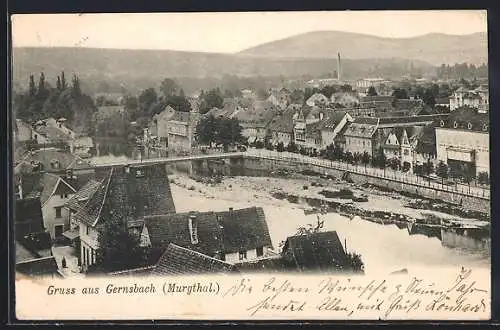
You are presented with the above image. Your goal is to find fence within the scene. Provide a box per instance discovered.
[246,149,490,200]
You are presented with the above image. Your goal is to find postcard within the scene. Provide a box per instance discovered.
[11,10,490,321]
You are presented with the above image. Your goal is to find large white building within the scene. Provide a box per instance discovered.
[449,86,489,112]
[435,107,489,178]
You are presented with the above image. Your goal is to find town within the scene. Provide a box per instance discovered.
[13,47,490,278]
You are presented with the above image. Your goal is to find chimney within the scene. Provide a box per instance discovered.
[337,52,342,81]
[188,214,199,245]
[229,207,234,216]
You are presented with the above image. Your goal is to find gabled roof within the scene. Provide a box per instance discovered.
[282,231,347,270]
[74,164,176,227]
[344,117,379,138]
[267,112,295,134]
[16,240,38,262]
[24,172,77,206]
[64,179,102,212]
[151,243,238,276]
[33,125,72,143]
[216,207,272,253]
[143,211,224,257]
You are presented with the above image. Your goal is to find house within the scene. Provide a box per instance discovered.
[141,207,273,264]
[343,107,376,118]
[344,114,449,158]
[450,86,489,112]
[435,107,489,178]
[241,89,255,99]
[356,78,385,89]
[233,104,277,144]
[73,164,176,270]
[381,128,416,170]
[63,179,102,246]
[435,98,451,109]
[392,99,425,116]
[141,211,225,261]
[19,172,84,240]
[216,207,273,264]
[319,111,353,149]
[151,243,239,276]
[70,136,94,157]
[331,92,359,108]
[267,111,296,147]
[15,148,93,175]
[164,108,200,154]
[153,105,176,140]
[359,95,393,113]
[267,88,291,110]
[281,231,348,271]
[306,93,329,107]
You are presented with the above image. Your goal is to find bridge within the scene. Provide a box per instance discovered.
[91,151,246,168]
[65,149,489,201]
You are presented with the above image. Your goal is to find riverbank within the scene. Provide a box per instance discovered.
[167,171,490,230]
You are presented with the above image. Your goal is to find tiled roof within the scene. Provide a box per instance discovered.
[216,207,272,254]
[267,112,294,134]
[16,256,60,277]
[305,121,323,139]
[19,149,92,172]
[319,111,349,131]
[25,173,68,206]
[344,117,379,138]
[334,123,350,143]
[151,243,238,276]
[392,99,424,111]
[143,211,224,257]
[16,240,38,262]
[282,231,347,270]
[33,125,72,143]
[74,164,176,227]
[378,114,448,128]
[64,179,101,212]
[440,106,489,132]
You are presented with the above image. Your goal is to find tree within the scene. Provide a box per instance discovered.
[195,114,217,147]
[71,74,81,97]
[96,212,148,272]
[215,117,244,150]
[392,88,409,99]
[200,88,224,114]
[160,78,179,98]
[56,76,62,91]
[320,85,337,98]
[290,89,305,104]
[423,159,434,175]
[340,84,353,92]
[276,142,285,152]
[61,71,67,90]
[478,171,489,185]
[436,161,448,183]
[286,141,298,153]
[28,74,36,98]
[138,88,158,115]
[361,151,371,169]
[367,86,378,96]
[166,95,191,113]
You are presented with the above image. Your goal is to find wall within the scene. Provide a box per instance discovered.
[225,248,258,264]
[239,156,490,214]
[435,128,489,176]
[42,194,72,239]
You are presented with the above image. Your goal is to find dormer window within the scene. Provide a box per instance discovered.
[439,120,445,127]
[467,123,473,130]
[453,121,458,129]
[483,124,488,132]
[135,169,144,178]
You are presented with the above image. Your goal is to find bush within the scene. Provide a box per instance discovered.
[478,171,489,185]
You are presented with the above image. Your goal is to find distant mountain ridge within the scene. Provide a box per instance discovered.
[239,31,488,65]
[12,47,435,88]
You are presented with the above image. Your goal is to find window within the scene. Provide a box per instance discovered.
[86,226,89,235]
[238,250,247,261]
[55,207,62,218]
[404,149,409,156]
[60,194,68,199]
[256,246,264,257]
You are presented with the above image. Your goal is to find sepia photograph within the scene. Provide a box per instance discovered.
[11,10,490,320]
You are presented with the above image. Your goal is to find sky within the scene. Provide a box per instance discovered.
[11,10,487,53]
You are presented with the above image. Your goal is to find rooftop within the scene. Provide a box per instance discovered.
[151,243,238,276]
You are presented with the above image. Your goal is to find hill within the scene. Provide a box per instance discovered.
[239,31,488,66]
[12,47,435,93]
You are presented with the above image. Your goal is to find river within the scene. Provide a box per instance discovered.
[89,146,491,275]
